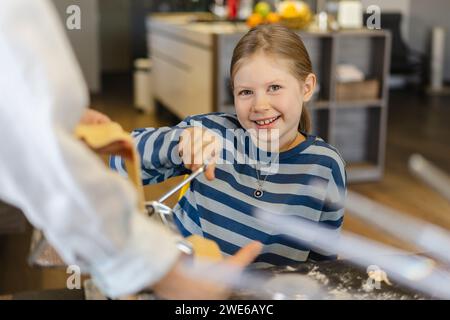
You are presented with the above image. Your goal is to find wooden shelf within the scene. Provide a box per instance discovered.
[335,99,384,109]
[334,29,387,37]
[299,31,334,38]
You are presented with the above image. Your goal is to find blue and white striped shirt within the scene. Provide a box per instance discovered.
[111,112,346,267]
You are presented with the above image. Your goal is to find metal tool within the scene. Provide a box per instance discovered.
[145,164,208,255]
[145,164,207,230]
[160,164,208,204]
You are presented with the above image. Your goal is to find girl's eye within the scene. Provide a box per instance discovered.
[269,85,281,92]
[238,89,253,96]
[268,84,282,92]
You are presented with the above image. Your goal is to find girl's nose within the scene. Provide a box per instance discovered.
[252,94,271,112]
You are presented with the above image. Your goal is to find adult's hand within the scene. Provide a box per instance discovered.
[152,241,263,300]
[80,109,111,125]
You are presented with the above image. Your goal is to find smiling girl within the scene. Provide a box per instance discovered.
[111,24,346,267]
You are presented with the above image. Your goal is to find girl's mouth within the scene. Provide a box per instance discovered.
[253,116,281,129]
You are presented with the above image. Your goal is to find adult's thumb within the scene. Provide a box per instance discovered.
[226,241,263,267]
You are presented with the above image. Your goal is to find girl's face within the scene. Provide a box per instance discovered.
[233,53,316,151]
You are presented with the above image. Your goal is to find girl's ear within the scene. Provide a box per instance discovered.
[302,73,317,102]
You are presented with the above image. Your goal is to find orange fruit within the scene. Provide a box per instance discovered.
[247,13,263,28]
[267,12,280,24]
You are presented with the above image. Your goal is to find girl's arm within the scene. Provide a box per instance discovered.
[309,159,347,261]
[110,115,221,185]
[110,119,191,185]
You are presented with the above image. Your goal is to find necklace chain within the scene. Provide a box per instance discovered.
[255,162,274,189]
[253,150,280,198]
[253,132,300,198]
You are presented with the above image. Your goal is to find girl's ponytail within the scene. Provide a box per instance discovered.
[299,103,311,133]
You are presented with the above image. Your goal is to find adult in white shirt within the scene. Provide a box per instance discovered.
[0,0,261,299]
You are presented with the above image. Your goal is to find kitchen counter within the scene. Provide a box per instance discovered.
[12,259,430,300]
[148,13,386,36]
[149,13,248,35]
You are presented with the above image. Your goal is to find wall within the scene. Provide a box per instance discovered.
[51,0,101,93]
[409,0,450,81]
[99,0,132,73]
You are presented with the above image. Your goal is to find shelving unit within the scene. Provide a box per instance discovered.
[329,31,391,183]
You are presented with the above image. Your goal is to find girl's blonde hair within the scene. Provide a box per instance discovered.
[230,24,313,133]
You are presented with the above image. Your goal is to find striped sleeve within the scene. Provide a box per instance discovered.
[109,117,195,185]
[309,151,347,261]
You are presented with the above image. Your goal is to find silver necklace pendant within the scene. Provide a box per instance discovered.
[254,189,263,198]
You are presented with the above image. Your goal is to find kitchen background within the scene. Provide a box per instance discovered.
[1,0,449,296]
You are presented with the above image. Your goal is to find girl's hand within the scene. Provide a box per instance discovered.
[178,127,221,181]
[79,109,111,125]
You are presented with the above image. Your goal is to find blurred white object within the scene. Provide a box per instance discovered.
[317,11,328,32]
[134,58,154,113]
[263,274,323,300]
[255,209,450,299]
[238,0,253,20]
[428,27,450,95]
[431,27,445,91]
[336,64,365,83]
[409,154,450,202]
[0,0,180,299]
[346,190,450,265]
[211,0,227,19]
[315,0,328,32]
[337,0,363,29]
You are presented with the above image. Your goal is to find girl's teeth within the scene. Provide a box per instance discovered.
[256,117,277,125]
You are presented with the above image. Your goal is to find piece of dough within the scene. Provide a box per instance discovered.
[75,122,145,213]
[368,269,392,285]
[187,234,223,262]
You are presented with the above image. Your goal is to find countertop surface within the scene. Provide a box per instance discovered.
[6,259,432,300]
[147,13,387,37]
[233,260,432,300]
[148,13,248,35]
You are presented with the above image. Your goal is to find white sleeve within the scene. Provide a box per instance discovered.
[0,0,180,298]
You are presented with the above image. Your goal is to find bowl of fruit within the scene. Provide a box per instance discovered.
[246,1,281,28]
[277,0,313,30]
